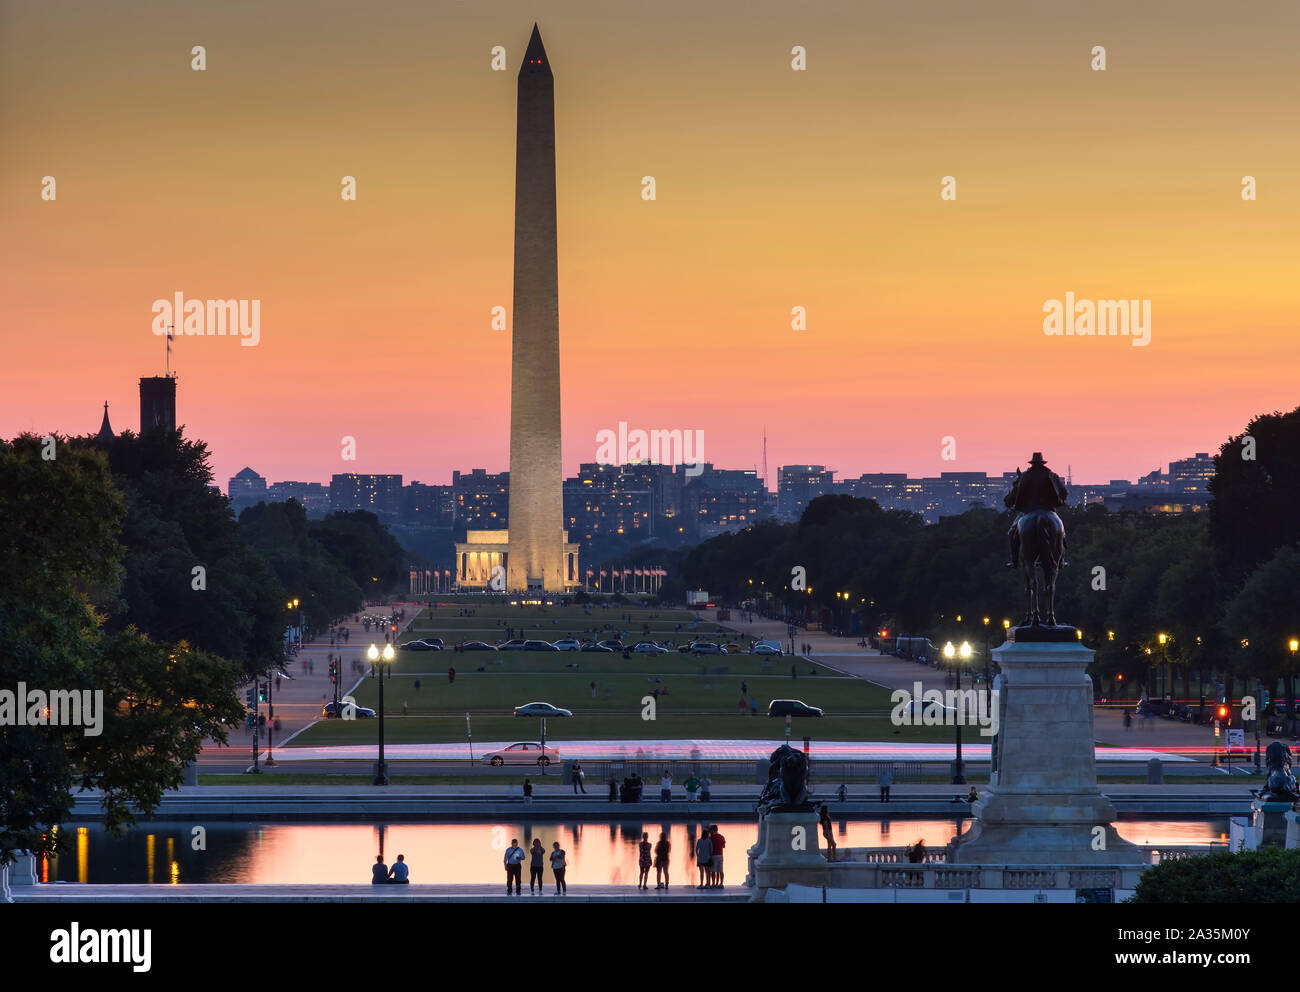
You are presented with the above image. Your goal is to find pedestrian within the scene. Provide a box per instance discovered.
[792,664,797,679]
[907,839,926,863]
[590,680,597,699]
[966,786,979,803]
[402,700,408,716]
[523,778,533,804]
[684,772,700,802]
[371,854,389,884]
[694,830,712,888]
[819,806,836,863]
[637,832,652,890]
[504,838,526,894]
[837,783,848,803]
[1124,708,1132,730]
[750,699,758,716]
[388,853,410,883]
[741,680,748,696]
[654,831,671,890]
[660,770,672,802]
[738,695,747,714]
[448,667,455,684]
[573,762,586,794]
[529,838,546,893]
[878,767,892,803]
[700,775,712,803]
[709,824,726,888]
[608,775,618,802]
[550,841,567,894]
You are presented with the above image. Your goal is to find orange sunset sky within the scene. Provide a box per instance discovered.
[2,0,1297,490]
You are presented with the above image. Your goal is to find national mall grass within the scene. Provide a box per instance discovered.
[290,603,967,745]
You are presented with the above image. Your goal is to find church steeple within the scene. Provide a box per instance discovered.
[96,401,114,441]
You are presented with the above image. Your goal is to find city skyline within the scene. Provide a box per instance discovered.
[4,1,1298,490]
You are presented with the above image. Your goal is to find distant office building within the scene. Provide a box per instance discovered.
[402,482,455,525]
[1169,452,1215,493]
[778,465,834,519]
[684,465,766,537]
[330,474,402,518]
[452,469,510,528]
[564,463,654,544]
[139,375,176,432]
[228,467,267,514]
[268,481,331,517]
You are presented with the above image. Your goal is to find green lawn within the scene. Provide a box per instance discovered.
[294,603,971,745]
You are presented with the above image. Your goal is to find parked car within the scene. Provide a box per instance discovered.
[721,643,742,655]
[767,699,824,718]
[633,642,669,655]
[553,638,582,651]
[690,641,722,655]
[422,637,445,648]
[524,640,560,651]
[321,700,376,719]
[513,702,573,717]
[497,639,528,650]
[597,639,623,651]
[461,640,495,651]
[399,640,437,651]
[482,742,561,767]
[752,642,783,655]
[581,641,614,652]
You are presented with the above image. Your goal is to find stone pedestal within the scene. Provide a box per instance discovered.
[751,811,829,899]
[2,851,38,903]
[1252,800,1295,848]
[951,635,1142,865]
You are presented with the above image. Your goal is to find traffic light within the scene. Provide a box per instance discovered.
[1216,704,1229,722]
[258,683,266,703]
[245,687,255,707]
[1263,689,1271,708]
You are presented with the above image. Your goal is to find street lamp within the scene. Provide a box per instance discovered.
[944,641,966,784]
[982,618,991,688]
[1289,638,1299,738]
[369,642,395,785]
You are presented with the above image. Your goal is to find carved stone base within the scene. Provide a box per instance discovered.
[751,812,829,899]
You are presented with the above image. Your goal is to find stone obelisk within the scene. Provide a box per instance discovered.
[506,24,565,592]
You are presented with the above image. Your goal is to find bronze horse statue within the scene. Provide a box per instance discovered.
[1006,453,1069,627]
[1015,510,1065,626]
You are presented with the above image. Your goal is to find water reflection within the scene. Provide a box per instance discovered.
[38,817,1226,885]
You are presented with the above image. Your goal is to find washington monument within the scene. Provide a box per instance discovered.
[506,24,568,592]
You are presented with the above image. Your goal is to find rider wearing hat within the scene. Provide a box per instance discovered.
[1005,452,1069,568]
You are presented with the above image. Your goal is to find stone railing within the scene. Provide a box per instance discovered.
[749,842,1228,897]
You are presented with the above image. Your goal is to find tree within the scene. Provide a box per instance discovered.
[1131,848,1300,903]
[69,428,286,677]
[1209,406,1300,584]
[309,510,405,597]
[0,435,243,866]
[1221,546,1300,732]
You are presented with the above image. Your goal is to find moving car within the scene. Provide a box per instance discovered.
[513,702,573,717]
[321,700,376,719]
[482,742,561,767]
[399,639,438,651]
[751,642,783,655]
[767,699,824,718]
[553,638,582,651]
[633,642,669,655]
[689,641,722,655]
[721,643,742,655]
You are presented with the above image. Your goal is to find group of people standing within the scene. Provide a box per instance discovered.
[636,825,726,891]
[503,837,568,894]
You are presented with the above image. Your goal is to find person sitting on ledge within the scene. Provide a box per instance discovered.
[371,855,390,883]
[966,787,979,803]
[388,854,409,884]
[906,840,926,863]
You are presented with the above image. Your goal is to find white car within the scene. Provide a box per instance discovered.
[513,702,573,718]
[552,638,582,651]
[633,642,669,655]
[482,742,561,767]
[752,642,783,655]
